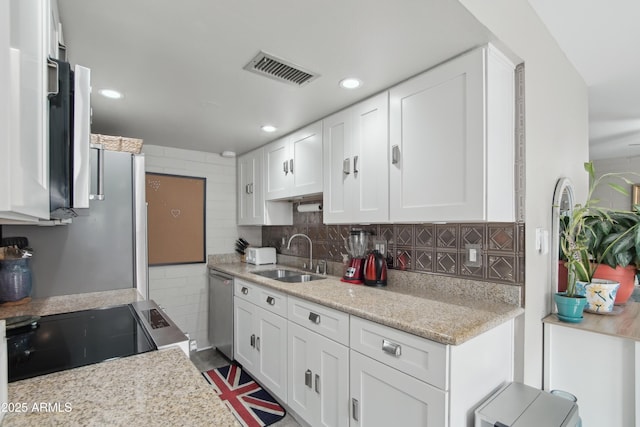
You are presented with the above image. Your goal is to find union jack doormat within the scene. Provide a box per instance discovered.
[202,364,286,427]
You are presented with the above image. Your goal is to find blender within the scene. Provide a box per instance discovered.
[341,230,370,284]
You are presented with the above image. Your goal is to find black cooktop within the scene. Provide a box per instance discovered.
[6,304,156,383]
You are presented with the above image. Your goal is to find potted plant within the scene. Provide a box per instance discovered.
[557,162,637,320]
[588,209,640,304]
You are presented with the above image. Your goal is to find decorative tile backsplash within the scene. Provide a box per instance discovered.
[262,203,525,285]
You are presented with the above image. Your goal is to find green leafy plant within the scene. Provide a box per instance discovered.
[560,162,639,297]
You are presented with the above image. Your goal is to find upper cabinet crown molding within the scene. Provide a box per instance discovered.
[389,44,516,223]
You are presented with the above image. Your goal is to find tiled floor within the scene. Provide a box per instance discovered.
[190,348,301,427]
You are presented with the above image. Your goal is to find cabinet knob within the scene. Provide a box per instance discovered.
[315,374,320,394]
[266,296,275,305]
[308,312,321,324]
[241,287,249,295]
[382,339,402,356]
[250,334,256,348]
[283,161,289,175]
[353,155,359,176]
[289,159,294,174]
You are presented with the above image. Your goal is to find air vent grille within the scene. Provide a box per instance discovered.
[244,51,319,86]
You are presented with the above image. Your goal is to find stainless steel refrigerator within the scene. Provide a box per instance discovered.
[4,150,148,299]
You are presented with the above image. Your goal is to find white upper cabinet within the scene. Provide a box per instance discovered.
[0,0,51,222]
[237,147,293,226]
[237,148,265,225]
[323,93,389,224]
[265,121,323,200]
[389,44,515,222]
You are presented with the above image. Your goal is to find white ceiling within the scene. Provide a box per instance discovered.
[528,0,640,160]
[56,0,496,156]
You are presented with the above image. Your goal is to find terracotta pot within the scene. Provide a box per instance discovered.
[558,260,568,292]
[592,264,637,304]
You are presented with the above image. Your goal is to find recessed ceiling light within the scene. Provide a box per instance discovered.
[221,151,236,158]
[99,89,123,99]
[261,125,277,133]
[339,78,362,89]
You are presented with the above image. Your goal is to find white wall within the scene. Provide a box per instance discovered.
[592,156,640,210]
[459,0,589,387]
[142,144,260,349]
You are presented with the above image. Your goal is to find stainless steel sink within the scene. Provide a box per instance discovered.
[252,269,300,279]
[251,269,326,283]
[274,273,325,283]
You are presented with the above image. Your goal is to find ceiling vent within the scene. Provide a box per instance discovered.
[243,51,319,87]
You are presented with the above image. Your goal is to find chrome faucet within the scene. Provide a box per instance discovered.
[287,233,313,271]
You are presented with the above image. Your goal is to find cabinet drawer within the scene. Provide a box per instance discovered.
[350,316,448,390]
[288,296,349,345]
[234,279,258,304]
[254,286,287,317]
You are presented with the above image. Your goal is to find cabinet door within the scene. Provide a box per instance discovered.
[264,137,291,200]
[316,330,349,427]
[289,121,323,197]
[237,149,264,225]
[0,0,50,221]
[288,322,319,423]
[234,297,257,371]
[289,322,349,427]
[255,306,288,403]
[351,93,389,223]
[389,48,484,222]
[322,109,352,223]
[350,350,446,427]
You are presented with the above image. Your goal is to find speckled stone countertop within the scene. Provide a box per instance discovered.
[3,347,240,427]
[0,289,144,319]
[210,262,524,345]
[543,300,640,342]
[0,289,240,427]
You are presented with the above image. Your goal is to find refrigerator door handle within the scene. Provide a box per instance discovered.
[89,143,105,201]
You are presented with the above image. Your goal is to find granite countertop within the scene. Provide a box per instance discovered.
[0,289,240,427]
[0,289,144,319]
[543,300,640,342]
[3,347,240,427]
[210,262,524,345]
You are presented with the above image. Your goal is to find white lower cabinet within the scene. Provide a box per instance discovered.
[349,350,446,427]
[233,296,288,403]
[232,281,516,427]
[288,322,349,427]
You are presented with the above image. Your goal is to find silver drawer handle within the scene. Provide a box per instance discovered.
[392,145,400,165]
[382,339,402,356]
[305,369,312,388]
[308,312,321,324]
[315,374,320,394]
[352,398,359,421]
[343,158,351,175]
[266,296,275,305]
[241,287,249,295]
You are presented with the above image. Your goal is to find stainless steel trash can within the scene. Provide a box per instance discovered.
[475,382,580,427]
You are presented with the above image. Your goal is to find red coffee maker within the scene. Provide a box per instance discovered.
[341,230,370,284]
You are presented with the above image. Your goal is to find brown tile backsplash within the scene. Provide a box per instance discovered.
[261,203,525,285]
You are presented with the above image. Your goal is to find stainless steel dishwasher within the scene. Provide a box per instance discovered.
[208,269,234,360]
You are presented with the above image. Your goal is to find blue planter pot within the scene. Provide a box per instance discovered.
[554,292,587,323]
